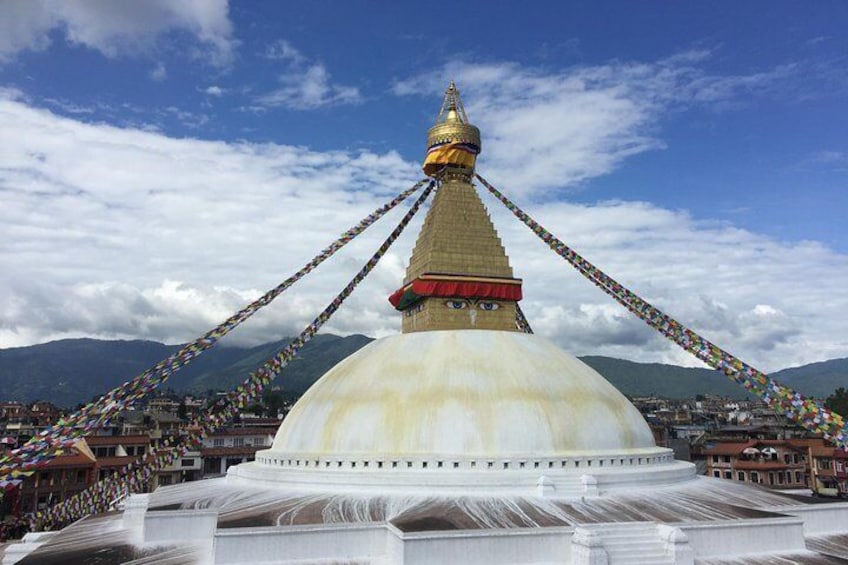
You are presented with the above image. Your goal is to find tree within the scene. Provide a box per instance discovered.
[263,389,287,419]
[825,387,848,416]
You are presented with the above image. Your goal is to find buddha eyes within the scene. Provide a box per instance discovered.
[444,300,500,310]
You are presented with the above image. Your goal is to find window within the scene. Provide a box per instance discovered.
[159,475,172,486]
[181,458,193,467]
[713,470,721,478]
[737,471,745,481]
[213,438,224,448]
[233,438,244,447]
[819,458,833,471]
[712,455,719,463]
[795,471,802,483]
[750,471,759,484]
[723,456,731,463]
[724,470,732,479]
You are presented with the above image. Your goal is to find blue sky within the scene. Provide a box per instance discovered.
[1,1,847,370]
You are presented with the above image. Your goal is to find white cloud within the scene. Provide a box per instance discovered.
[1,82,846,373]
[257,40,361,110]
[205,85,225,97]
[0,0,234,66]
[150,62,167,81]
[393,53,794,196]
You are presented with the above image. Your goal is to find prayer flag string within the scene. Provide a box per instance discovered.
[476,173,847,448]
[32,181,436,530]
[0,179,428,483]
[516,303,534,334]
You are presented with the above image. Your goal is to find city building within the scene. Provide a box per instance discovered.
[704,439,809,489]
[201,427,276,478]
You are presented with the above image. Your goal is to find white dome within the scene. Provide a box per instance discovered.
[271,330,656,457]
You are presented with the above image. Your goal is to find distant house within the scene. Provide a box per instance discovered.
[15,441,96,514]
[201,427,277,478]
[704,439,809,489]
[835,448,848,497]
[0,402,29,423]
[29,401,61,427]
[83,434,151,481]
[808,442,838,497]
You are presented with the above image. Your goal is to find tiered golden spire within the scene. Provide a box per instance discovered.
[389,83,523,333]
[422,82,481,178]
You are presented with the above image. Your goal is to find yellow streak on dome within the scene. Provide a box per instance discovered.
[271,331,652,458]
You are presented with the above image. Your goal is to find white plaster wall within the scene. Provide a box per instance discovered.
[391,525,573,565]
[213,523,386,564]
[763,503,848,535]
[679,517,805,557]
[144,510,218,543]
[228,457,694,498]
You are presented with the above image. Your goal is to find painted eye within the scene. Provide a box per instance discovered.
[478,302,500,311]
[445,300,467,309]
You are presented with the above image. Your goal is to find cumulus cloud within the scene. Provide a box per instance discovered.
[1,79,846,372]
[393,52,794,196]
[0,0,234,66]
[256,40,361,110]
[149,62,167,81]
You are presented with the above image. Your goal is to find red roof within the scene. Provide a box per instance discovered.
[84,434,150,446]
[201,446,260,457]
[43,452,96,469]
[809,445,836,457]
[206,428,277,437]
[704,441,755,456]
[95,455,139,468]
[705,439,813,456]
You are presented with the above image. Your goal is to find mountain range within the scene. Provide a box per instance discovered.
[0,335,845,408]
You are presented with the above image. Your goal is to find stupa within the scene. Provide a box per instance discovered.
[6,83,848,565]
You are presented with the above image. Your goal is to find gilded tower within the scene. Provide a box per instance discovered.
[389,82,523,332]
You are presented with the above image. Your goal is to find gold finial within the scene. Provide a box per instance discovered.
[436,81,469,124]
[423,82,482,177]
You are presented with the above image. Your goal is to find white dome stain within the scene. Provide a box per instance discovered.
[271,330,656,457]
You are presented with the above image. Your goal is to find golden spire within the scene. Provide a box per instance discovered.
[389,83,523,333]
[422,82,481,177]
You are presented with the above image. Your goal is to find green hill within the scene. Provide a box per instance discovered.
[0,336,845,407]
